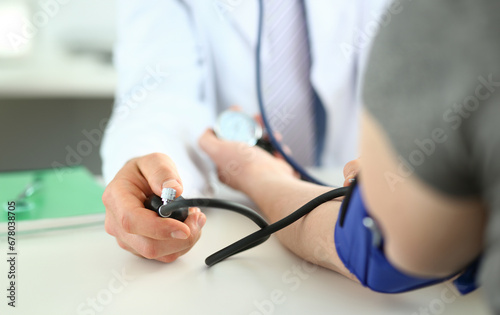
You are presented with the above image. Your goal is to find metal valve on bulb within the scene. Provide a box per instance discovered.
[144,188,189,221]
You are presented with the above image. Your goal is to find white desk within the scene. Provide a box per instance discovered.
[0,175,493,315]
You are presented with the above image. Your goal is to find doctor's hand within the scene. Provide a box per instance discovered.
[102,153,206,263]
[198,129,295,195]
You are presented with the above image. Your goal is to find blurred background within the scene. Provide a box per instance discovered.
[0,0,116,175]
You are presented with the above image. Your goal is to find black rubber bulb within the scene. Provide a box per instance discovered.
[144,195,189,222]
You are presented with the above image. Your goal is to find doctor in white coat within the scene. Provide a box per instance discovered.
[101,0,389,262]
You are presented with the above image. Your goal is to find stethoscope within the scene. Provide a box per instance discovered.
[145,0,349,267]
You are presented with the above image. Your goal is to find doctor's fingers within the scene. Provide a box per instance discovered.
[115,239,187,264]
[110,210,206,261]
[134,152,184,197]
[115,238,189,264]
[198,129,227,158]
[262,131,293,158]
[254,114,264,128]
[153,209,206,262]
[273,143,293,159]
[103,184,192,241]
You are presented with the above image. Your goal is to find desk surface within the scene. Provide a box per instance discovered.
[0,175,493,315]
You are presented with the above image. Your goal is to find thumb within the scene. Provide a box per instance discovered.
[343,158,361,186]
[198,129,222,158]
[136,153,184,197]
[253,114,264,128]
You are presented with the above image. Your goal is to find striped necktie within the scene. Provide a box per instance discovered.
[262,0,316,166]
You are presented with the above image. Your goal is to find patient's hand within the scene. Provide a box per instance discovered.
[343,158,361,187]
[198,129,294,195]
[199,129,356,279]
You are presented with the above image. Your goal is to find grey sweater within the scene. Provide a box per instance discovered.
[363,0,500,312]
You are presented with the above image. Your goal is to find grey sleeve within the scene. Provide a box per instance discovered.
[362,0,500,311]
[362,0,500,197]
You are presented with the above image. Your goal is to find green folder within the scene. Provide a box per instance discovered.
[0,166,105,233]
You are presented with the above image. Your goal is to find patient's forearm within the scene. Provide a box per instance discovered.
[243,176,357,280]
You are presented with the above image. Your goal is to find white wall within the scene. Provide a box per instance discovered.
[0,0,117,174]
[31,0,116,52]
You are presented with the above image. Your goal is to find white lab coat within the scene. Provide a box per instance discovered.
[101,0,389,196]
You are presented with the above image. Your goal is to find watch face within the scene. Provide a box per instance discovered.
[214,110,263,146]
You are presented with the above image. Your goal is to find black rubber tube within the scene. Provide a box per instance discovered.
[205,187,349,266]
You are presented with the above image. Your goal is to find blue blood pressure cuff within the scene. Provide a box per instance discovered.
[334,179,480,294]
